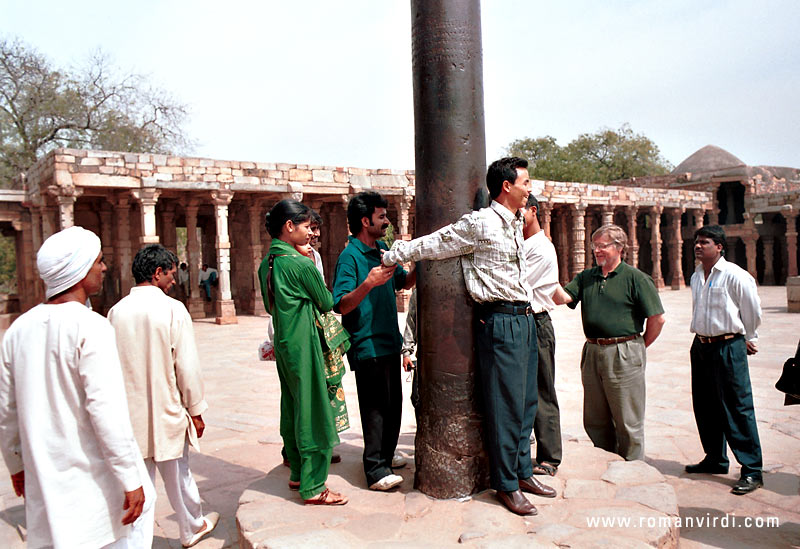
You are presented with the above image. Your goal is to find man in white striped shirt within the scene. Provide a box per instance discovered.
[686,225,763,495]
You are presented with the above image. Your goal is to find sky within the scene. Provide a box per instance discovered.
[2,0,799,171]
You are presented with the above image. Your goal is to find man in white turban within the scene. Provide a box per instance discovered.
[0,226,155,549]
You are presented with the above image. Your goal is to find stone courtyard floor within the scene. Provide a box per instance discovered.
[1,286,799,547]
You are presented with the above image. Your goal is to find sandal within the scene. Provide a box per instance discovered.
[288,480,300,491]
[303,488,348,506]
[532,462,558,476]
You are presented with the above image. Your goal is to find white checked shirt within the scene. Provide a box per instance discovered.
[382,201,531,304]
[524,230,560,313]
[690,256,762,342]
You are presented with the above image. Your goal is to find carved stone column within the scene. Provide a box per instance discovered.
[48,185,83,230]
[744,235,757,279]
[625,206,639,268]
[783,211,798,278]
[248,198,266,315]
[670,208,685,289]
[540,201,552,240]
[584,209,593,269]
[555,211,570,286]
[115,195,134,297]
[693,209,704,231]
[211,190,237,324]
[601,205,614,226]
[13,218,36,310]
[29,206,42,254]
[708,207,720,226]
[397,194,413,239]
[650,206,665,288]
[99,202,117,308]
[41,204,58,240]
[762,236,775,285]
[571,204,586,278]
[183,200,205,319]
[130,189,161,245]
[160,204,178,253]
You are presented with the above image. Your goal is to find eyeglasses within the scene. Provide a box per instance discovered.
[591,242,617,251]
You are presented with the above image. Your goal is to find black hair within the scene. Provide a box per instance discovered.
[486,157,528,199]
[694,224,726,255]
[132,244,179,284]
[310,209,323,227]
[526,194,540,221]
[265,199,312,239]
[347,191,388,236]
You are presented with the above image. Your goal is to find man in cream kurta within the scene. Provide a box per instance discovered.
[0,226,153,549]
[109,244,218,548]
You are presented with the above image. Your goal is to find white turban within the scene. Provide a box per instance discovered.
[37,226,102,299]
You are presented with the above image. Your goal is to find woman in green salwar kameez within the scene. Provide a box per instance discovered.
[258,200,348,505]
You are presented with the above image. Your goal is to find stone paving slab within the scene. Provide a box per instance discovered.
[0,287,799,547]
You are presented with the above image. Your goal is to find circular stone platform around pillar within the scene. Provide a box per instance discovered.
[235,440,680,548]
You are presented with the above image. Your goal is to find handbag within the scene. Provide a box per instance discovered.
[776,341,800,404]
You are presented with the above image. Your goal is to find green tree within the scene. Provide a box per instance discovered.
[0,37,192,187]
[506,124,673,184]
[0,235,15,292]
[380,222,395,249]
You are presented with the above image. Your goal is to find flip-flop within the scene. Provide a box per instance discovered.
[303,488,348,506]
[532,462,557,476]
[288,480,300,491]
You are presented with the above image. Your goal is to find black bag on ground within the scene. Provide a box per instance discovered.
[776,341,800,405]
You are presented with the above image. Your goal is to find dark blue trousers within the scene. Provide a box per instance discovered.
[475,309,538,492]
[690,335,762,478]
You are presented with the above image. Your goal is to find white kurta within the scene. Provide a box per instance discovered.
[0,303,145,549]
[108,286,208,462]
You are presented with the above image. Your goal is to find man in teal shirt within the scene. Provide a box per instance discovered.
[332,191,416,491]
[555,224,665,461]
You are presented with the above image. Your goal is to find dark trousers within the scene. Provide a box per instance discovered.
[475,310,538,492]
[690,335,762,478]
[532,312,562,466]
[352,354,403,486]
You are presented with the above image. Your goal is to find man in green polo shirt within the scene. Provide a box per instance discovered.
[554,223,665,460]
[332,191,416,491]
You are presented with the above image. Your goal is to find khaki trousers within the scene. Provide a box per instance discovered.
[580,336,646,460]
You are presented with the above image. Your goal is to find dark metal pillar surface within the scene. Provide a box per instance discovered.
[410,0,488,498]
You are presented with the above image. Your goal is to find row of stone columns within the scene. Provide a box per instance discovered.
[29,187,238,324]
[545,204,706,289]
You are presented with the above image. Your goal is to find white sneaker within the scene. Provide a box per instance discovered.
[391,453,407,468]
[369,473,403,491]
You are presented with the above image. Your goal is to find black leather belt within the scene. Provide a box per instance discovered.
[479,301,533,316]
[696,333,737,344]
[586,334,639,345]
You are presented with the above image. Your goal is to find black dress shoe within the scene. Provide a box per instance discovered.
[731,476,763,495]
[496,489,538,516]
[685,461,729,474]
[519,476,557,498]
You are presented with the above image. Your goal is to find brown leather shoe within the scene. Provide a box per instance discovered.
[519,476,557,498]
[496,489,538,516]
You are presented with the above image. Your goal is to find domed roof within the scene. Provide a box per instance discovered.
[671,145,746,175]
